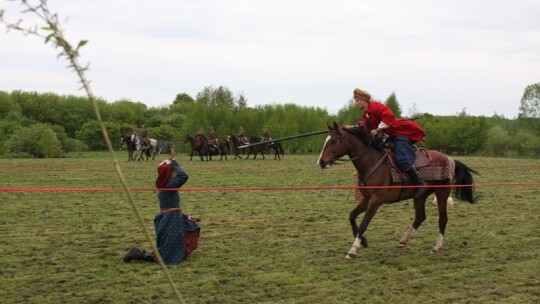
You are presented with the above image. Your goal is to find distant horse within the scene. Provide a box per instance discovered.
[131,134,160,161]
[244,136,265,159]
[245,136,283,160]
[227,134,247,159]
[208,138,230,161]
[266,140,284,160]
[120,135,136,161]
[318,122,478,259]
[185,134,209,161]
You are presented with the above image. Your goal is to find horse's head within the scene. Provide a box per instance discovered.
[318,122,352,169]
[120,136,126,149]
[184,134,192,143]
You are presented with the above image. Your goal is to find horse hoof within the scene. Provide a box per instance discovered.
[397,242,407,248]
[345,253,357,259]
[431,247,442,253]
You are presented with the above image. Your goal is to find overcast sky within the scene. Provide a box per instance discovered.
[1,0,539,118]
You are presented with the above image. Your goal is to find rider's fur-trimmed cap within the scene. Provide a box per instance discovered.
[353,88,371,101]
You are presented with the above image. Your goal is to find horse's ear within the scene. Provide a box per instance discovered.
[326,123,332,131]
[333,121,342,134]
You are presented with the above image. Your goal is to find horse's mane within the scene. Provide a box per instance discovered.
[342,126,384,151]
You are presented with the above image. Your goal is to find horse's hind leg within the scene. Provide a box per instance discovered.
[398,197,427,248]
[432,189,450,252]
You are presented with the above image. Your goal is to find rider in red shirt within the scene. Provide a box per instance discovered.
[346,88,427,199]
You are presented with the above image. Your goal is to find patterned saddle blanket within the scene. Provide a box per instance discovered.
[388,149,455,183]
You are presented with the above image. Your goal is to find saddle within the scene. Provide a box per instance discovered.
[387,148,455,183]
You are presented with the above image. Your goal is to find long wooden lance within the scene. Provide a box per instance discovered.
[238,130,328,149]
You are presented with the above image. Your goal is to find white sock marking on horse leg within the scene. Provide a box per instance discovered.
[432,233,444,252]
[398,226,416,247]
[346,236,362,258]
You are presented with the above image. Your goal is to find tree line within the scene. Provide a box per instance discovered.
[0,84,538,158]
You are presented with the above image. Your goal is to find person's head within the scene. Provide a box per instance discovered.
[156,159,173,188]
[143,124,147,129]
[353,88,371,110]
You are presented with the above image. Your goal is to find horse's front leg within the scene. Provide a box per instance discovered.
[349,199,368,238]
[347,201,381,259]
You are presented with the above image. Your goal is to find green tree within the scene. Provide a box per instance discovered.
[49,124,87,153]
[509,129,540,157]
[107,99,148,125]
[10,91,63,125]
[57,95,96,137]
[483,125,510,156]
[7,123,62,158]
[336,99,359,125]
[384,92,402,117]
[173,93,194,105]
[76,120,103,150]
[0,91,20,118]
[77,121,124,150]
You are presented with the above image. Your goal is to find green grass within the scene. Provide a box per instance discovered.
[1,152,539,303]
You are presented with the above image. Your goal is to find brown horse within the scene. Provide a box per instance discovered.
[318,122,478,259]
[227,134,247,159]
[184,134,209,161]
[120,135,136,161]
[243,136,284,160]
[210,138,230,161]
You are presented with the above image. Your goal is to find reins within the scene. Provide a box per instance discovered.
[334,132,388,185]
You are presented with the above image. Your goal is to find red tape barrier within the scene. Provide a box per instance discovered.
[0,182,539,192]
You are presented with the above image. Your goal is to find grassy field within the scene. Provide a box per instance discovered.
[0,152,539,303]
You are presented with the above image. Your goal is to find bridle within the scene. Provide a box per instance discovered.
[329,129,389,185]
[330,130,372,165]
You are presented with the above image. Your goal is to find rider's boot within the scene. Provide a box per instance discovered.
[405,166,428,199]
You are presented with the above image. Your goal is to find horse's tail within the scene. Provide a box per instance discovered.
[453,160,479,204]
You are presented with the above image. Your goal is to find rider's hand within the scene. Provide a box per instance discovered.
[370,129,380,136]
